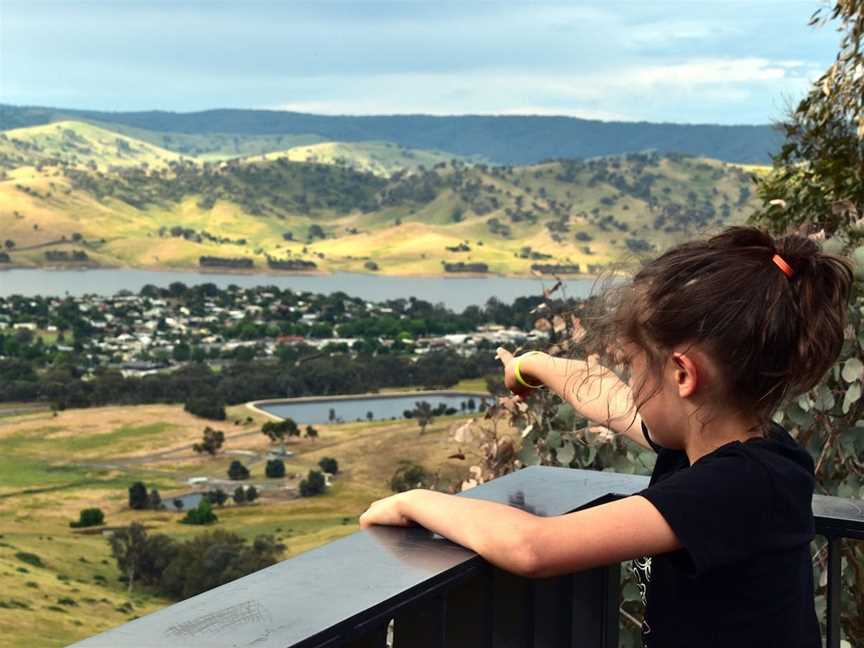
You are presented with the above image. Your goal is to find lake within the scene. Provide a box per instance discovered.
[0,268,601,311]
[251,391,490,425]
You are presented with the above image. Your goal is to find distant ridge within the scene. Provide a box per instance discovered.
[0,104,782,165]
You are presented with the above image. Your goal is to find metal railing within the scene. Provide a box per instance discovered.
[69,467,864,648]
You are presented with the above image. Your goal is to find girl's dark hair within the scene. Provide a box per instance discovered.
[578,225,855,434]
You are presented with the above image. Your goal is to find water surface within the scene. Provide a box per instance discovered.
[254,391,490,425]
[0,269,600,311]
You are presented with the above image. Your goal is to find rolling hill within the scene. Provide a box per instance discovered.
[0,121,182,172]
[0,104,783,165]
[0,127,761,276]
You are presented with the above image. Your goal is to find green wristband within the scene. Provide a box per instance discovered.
[514,351,544,389]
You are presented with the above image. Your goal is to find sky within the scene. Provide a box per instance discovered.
[0,0,845,125]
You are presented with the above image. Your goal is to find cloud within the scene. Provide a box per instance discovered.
[0,1,839,122]
[270,57,819,124]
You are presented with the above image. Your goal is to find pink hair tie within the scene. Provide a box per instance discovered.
[772,254,794,278]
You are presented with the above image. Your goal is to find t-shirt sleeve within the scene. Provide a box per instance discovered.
[635,451,774,576]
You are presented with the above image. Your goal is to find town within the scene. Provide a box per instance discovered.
[0,282,554,380]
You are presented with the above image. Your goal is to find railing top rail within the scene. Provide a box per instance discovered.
[68,467,864,648]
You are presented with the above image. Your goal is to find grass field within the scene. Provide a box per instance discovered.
[0,380,511,646]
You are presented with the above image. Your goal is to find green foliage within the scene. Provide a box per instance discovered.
[265,459,285,478]
[180,499,218,525]
[15,552,44,568]
[109,521,149,592]
[148,489,162,510]
[299,470,326,496]
[261,418,299,442]
[70,507,104,528]
[227,460,250,481]
[389,460,431,493]
[411,401,434,435]
[318,457,338,474]
[184,396,227,421]
[233,485,258,504]
[193,426,225,455]
[127,481,148,510]
[204,488,228,507]
[748,5,864,642]
[106,521,283,601]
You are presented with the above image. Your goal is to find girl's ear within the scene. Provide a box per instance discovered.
[671,351,699,398]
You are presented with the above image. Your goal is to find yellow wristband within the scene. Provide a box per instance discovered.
[514,351,544,389]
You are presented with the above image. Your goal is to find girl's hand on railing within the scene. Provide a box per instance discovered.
[359,492,415,529]
[495,346,540,399]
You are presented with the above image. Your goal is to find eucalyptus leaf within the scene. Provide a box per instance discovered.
[785,403,814,428]
[812,384,836,411]
[546,428,562,449]
[621,579,641,603]
[841,357,864,383]
[854,429,864,457]
[556,442,575,466]
[517,442,540,467]
[843,382,862,415]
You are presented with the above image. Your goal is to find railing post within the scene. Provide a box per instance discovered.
[825,536,842,648]
[486,566,533,648]
[569,563,620,648]
[392,593,446,647]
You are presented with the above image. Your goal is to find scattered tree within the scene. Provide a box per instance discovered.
[390,460,431,493]
[193,427,225,455]
[413,401,434,435]
[148,489,162,510]
[70,508,104,528]
[179,499,217,525]
[318,457,339,474]
[204,489,228,507]
[265,459,285,478]
[109,521,149,592]
[299,470,326,496]
[228,460,250,481]
[128,482,148,510]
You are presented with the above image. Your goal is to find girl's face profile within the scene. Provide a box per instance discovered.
[621,340,679,447]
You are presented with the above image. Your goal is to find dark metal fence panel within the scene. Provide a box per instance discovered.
[487,563,533,648]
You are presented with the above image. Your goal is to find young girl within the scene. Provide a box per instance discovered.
[359,225,854,648]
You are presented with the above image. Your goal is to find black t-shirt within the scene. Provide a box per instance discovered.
[631,420,821,648]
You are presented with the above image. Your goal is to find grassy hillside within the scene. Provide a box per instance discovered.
[0,149,759,276]
[248,140,484,177]
[0,121,182,172]
[0,385,500,647]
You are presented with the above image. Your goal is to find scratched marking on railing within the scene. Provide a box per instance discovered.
[165,600,271,638]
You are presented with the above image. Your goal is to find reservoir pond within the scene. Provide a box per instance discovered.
[254,391,490,425]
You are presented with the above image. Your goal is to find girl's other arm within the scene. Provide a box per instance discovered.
[390,489,681,579]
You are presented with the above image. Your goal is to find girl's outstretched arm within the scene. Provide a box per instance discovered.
[360,489,681,579]
[497,349,651,450]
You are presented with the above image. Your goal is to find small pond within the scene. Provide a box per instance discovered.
[168,492,204,511]
[254,391,490,425]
